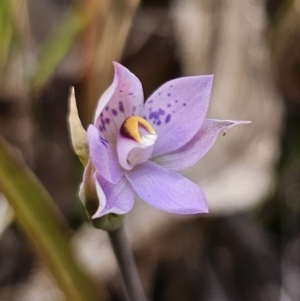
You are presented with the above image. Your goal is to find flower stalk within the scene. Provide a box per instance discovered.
[108,225,147,301]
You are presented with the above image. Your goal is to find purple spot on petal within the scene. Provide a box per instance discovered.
[175,100,178,103]
[170,85,173,88]
[159,108,165,115]
[105,118,110,124]
[143,116,147,120]
[157,121,161,126]
[148,99,153,104]
[119,90,123,92]
[172,110,176,113]
[168,93,171,97]
[149,111,159,120]
[100,136,108,144]
[101,119,106,131]
[183,103,187,106]
[128,92,133,96]
[119,101,125,113]
[167,104,171,108]
[112,109,118,116]
[105,106,109,111]
[165,114,171,124]
[158,93,161,96]
[99,126,103,132]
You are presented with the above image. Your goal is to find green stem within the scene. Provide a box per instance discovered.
[0,136,103,301]
[108,225,147,301]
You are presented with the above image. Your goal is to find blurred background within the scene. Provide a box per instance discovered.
[0,0,300,300]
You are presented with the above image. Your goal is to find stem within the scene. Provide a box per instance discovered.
[108,225,147,301]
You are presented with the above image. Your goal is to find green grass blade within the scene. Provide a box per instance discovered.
[0,137,104,301]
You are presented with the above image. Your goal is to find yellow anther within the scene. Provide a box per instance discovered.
[121,116,156,143]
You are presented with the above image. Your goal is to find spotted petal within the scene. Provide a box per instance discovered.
[93,172,136,218]
[153,119,250,171]
[87,125,123,184]
[126,161,208,214]
[94,62,144,144]
[142,75,213,157]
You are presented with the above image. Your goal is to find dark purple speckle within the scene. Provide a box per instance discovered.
[167,93,171,97]
[183,103,187,106]
[157,121,162,126]
[101,119,106,131]
[128,92,133,96]
[148,99,153,104]
[175,100,178,103]
[170,85,173,88]
[105,118,110,124]
[167,104,171,108]
[112,109,118,116]
[105,106,109,111]
[158,108,165,115]
[149,111,159,120]
[165,114,171,124]
[119,90,123,92]
[119,101,125,113]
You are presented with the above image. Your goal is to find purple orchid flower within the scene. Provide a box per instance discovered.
[87,62,249,218]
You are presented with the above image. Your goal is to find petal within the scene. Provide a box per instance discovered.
[153,119,251,171]
[87,125,123,184]
[126,161,208,214]
[94,62,144,144]
[142,75,213,157]
[93,172,136,218]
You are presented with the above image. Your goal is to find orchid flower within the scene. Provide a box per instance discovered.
[86,62,249,218]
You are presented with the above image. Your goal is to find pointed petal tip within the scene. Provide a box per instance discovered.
[112,61,121,71]
[233,120,251,125]
[112,61,128,76]
[228,119,252,126]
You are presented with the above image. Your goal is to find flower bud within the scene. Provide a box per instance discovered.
[68,88,89,166]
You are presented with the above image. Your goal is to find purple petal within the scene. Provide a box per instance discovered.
[126,161,208,214]
[153,119,251,171]
[87,125,123,184]
[142,75,213,157]
[93,172,136,218]
[94,62,144,144]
